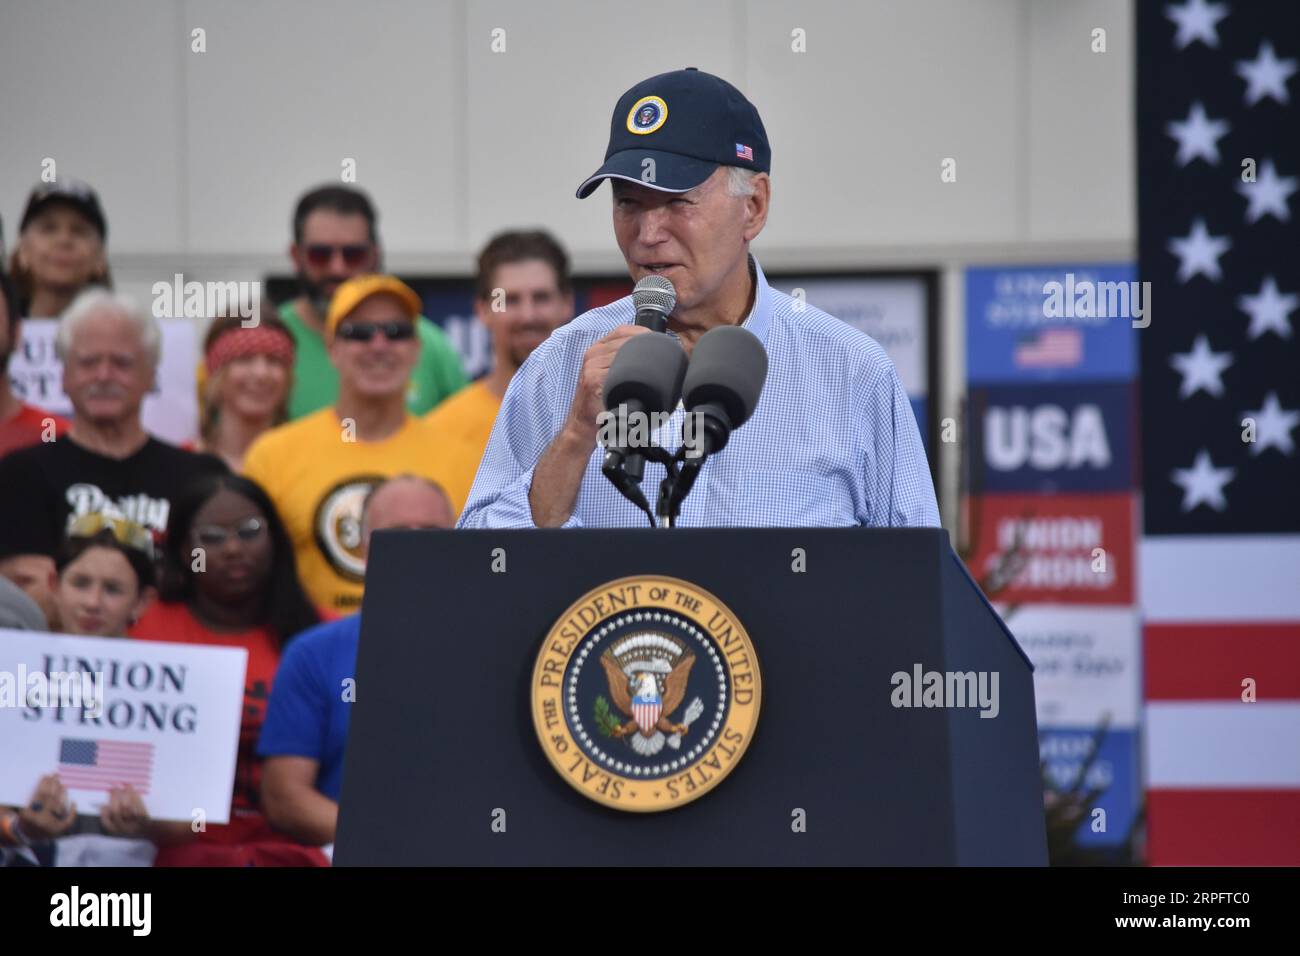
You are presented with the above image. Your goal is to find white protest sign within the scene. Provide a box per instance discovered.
[767,276,929,398]
[7,317,200,445]
[995,604,1141,728]
[0,628,246,824]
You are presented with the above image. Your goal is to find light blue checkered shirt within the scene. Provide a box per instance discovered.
[458,257,940,529]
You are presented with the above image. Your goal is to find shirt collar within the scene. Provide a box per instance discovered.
[740,254,773,347]
[661,253,772,348]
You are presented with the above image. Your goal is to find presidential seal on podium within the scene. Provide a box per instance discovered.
[531,575,761,811]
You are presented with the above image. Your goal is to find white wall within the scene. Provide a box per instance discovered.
[0,0,1135,524]
[1,0,1134,266]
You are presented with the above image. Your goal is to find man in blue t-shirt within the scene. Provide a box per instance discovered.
[257,476,454,849]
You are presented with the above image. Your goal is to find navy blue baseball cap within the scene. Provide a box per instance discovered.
[576,67,771,199]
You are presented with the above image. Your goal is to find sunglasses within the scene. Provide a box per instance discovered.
[192,517,266,548]
[67,512,155,559]
[335,320,416,343]
[304,243,373,267]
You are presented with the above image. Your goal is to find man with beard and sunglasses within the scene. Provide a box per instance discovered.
[244,275,469,618]
[0,290,226,604]
[279,185,467,421]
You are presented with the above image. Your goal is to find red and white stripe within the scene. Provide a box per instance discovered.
[633,701,661,735]
[58,740,154,794]
[1141,535,1300,865]
[1014,329,1082,368]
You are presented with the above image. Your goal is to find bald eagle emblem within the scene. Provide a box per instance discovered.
[597,632,704,757]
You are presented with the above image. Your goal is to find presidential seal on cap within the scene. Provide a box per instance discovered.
[576,67,771,199]
[531,574,762,812]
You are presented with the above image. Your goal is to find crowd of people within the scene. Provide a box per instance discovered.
[0,178,576,865]
[1,65,941,867]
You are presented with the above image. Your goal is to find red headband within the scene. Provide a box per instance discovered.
[205,326,295,375]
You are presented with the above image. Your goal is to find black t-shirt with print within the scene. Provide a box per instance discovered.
[0,436,228,558]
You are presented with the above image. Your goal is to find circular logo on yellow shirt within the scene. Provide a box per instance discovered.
[531,575,761,812]
[313,474,385,582]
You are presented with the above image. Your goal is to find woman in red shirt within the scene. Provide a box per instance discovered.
[130,473,323,866]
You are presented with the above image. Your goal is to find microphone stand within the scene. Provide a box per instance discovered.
[603,442,710,528]
[601,447,655,527]
[654,446,709,528]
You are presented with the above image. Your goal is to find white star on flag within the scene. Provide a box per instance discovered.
[1243,392,1300,456]
[1235,158,1297,223]
[1236,275,1297,339]
[1234,40,1298,106]
[1167,218,1232,282]
[1169,334,1233,397]
[1165,0,1229,50]
[1165,101,1231,166]
[1171,449,1236,512]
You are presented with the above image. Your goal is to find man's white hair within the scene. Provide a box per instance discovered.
[55,288,161,367]
[726,166,760,198]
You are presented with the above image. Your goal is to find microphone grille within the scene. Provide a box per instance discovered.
[633,275,676,315]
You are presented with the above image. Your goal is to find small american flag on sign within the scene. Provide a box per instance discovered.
[735,143,753,161]
[57,738,154,794]
[1014,328,1083,368]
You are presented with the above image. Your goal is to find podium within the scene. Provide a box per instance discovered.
[334,528,1047,866]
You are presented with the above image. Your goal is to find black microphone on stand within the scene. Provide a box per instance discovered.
[660,325,768,524]
[601,332,687,524]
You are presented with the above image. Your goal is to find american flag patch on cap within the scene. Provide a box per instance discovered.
[735,143,753,161]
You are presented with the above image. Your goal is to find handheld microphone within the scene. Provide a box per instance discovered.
[632,275,676,332]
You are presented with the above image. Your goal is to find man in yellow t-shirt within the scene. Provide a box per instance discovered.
[244,275,470,617]
[424,231,574,496]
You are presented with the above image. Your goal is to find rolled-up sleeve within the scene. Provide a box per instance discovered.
[857,358,941,529]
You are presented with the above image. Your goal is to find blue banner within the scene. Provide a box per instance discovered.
[966,263,1138,385]
[969,382,1135,493]
[1040,726,1140,851]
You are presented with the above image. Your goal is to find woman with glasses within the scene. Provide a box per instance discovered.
[192,314,296,471]
[0,515,161,866]
[129,473,324,866]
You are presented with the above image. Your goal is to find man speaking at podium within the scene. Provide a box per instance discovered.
[458,68,939,530]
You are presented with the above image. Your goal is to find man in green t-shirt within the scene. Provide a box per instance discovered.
[279,185,467,419]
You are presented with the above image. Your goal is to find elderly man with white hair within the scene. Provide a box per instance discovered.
[459,68,938,530]
[0,289,226,588]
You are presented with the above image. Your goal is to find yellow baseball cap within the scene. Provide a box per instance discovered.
[325,274,423,342]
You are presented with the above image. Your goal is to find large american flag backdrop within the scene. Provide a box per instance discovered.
[1138,0,1300,865]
